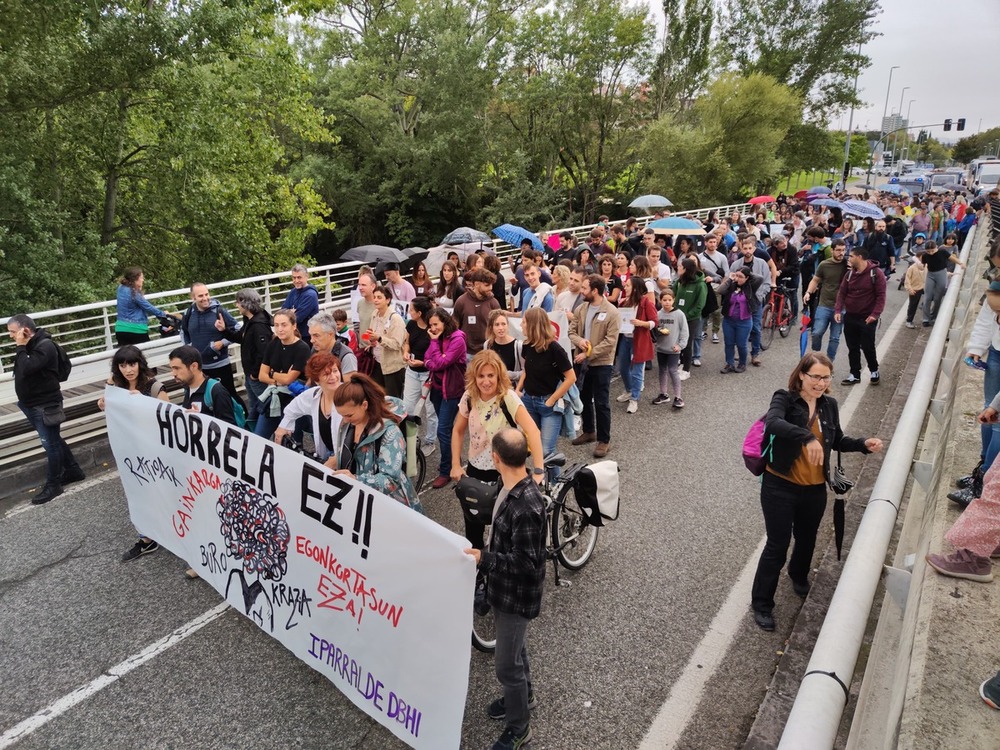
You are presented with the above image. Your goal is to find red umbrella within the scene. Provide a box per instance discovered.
[794,190,810,199]
[748,195,774,205]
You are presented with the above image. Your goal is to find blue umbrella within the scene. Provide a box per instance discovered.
[647,217,706,235]
[628,194,674,209]
[492,223,543,251]
[442,227,491,246]
[841,200,885,220]
[880,184,903,195]
[807,186,833,195]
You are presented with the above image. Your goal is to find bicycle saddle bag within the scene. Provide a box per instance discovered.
[573,460,620,526]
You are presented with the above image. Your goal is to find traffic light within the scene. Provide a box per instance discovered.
[944,119,952,131]
[917,130,928,144]
[957,118,966,131]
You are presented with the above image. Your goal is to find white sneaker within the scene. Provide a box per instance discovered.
[626,400,638,414]
[679,370,691,381]
[420,442,436,457]
[712,333,719,343]
[905,321,915,329]
[616,392,631,403]
[692,359,701,367]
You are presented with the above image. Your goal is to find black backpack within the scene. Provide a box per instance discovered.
[53,340,72,382]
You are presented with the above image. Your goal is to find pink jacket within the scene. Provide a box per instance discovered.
[424,329,467,400]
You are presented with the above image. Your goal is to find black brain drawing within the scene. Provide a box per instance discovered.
[217,479,290,580]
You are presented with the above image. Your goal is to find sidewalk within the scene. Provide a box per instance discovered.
[896,353,1000,747]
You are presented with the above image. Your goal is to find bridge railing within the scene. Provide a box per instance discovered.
[776,223,983,748]
[0,203,751,469]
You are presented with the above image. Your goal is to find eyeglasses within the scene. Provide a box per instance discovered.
[803,372,832,383]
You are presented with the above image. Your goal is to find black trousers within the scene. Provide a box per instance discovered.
[842,314,878,377]
[116,331,150,346]
[751,471,827,613]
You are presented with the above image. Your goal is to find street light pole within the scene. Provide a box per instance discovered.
[871,66,900,184]
[890,86,910,168]
[842,41,863,188]
[904,99,914,159]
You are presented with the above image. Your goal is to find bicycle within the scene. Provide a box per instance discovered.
[457,453,600,653]
[760,281,795,350]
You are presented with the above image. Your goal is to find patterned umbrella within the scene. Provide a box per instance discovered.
[841,200,885,220]
[441,227,491,246]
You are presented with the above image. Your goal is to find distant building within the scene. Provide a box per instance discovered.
[881,114,907,134]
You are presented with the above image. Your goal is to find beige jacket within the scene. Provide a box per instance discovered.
[569,297,621,367]
[370,308,407,374]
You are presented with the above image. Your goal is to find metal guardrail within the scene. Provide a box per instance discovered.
[0,203,751,469]
[776,224,981,748]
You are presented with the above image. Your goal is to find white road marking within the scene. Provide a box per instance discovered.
[0,603,230,749]
[4,472,121,520]
[638,300,908,749]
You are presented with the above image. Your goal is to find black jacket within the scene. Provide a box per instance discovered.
[718,272,763,317]
[13,330,62,407]
[226,310,272,379]
[765,389,868,480]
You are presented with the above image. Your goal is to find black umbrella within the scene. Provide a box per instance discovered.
[341,244,408,266]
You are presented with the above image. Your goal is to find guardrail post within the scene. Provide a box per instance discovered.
[102,307,114,350]
[263,279,272,311]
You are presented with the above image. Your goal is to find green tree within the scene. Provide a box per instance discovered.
[650,0,716,116]
[953,127,1000,163]
[639,73,800,205]
[719,0,881,116]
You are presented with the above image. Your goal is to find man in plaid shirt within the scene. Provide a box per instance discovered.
[465,428,546,750]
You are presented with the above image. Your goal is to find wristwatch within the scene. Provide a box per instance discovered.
[532,467,545,475]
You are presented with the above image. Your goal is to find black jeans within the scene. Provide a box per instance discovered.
[751,472,827,613]
[580,364,612,443]
[842,314,878,378]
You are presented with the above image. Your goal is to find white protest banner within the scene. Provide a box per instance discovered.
[505,310,572,357]
[105,387,473,750]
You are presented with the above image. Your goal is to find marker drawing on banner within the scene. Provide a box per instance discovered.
[618,306,636,336]
[103,387,472,750]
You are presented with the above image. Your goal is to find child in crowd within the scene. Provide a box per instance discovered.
[652,289,689,408]
[333,308,359,353]
[903,252,926,329]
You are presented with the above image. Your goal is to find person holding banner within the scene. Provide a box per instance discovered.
[424,308,468,489]
[273,353,344,469]
[333,373,422,512]
[451,350,544,548]
[97,344,170,561]
[464,428,546,750]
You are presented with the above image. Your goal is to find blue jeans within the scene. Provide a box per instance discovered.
[691,317,705,361]
[811,306,842,360]
[983,347,1000,468]
[429,390,460,477]
[615,336,645,400]
[254,395,282,439]
[722,317,752,367]
[580,364,612,443]
[522,393,562,479]
[19,402,79,485]
[749,305,763,356]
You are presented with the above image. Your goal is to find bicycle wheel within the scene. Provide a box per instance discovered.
[552,482,600,570]
[778,298,791,337]
[472,607,496,653]
[413,449,427,491]
[760,306,776,350]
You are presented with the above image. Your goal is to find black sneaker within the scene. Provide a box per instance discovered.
[947,487,975,509]
[61,468,86,485]
[122,539,159,562]
[31,483,63,505]
[753,610,775,631]
[790,577,810,598]
[672,397,684,409]
[870,371,880,385]
[487,691,537,720]
[491,725,533,750]
[841,375,860,385]
[652,394,670,406]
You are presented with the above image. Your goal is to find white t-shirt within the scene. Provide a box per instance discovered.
[653,262,672,283]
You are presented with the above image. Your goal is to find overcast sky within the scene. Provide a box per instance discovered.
[646,0,1000,141]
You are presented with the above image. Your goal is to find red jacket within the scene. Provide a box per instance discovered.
[631,297,658,363]
[835,260,886,319]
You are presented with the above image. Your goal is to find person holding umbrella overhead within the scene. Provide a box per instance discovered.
[750,352,882,632]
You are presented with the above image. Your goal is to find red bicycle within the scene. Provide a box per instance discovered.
[760,282,795,350]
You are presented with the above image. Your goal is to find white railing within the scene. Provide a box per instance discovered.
[0,203,751,468]
[777,223,981,748]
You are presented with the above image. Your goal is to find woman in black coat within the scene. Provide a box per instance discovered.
[750,352,883,631]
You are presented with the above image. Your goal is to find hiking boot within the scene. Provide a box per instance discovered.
[925,548,993,582]
[31,483,63,505]
[486,691,537,720]
[61,467,86,485]
[652,394,670,406]
[616,392,631,403]
[841,375,860,385]
[720,364,735,374]
[571,432,596,446]
[626,399,638,414]
[491,725,533,750]
[751,356,762,366]
[679,370,691,381]
[753,609,775,631]
[431,475,451,490]
[980,671,1000,710]
[870,371,880,385]
[735,363,747,373]
[122,539,159,562]
[593,442,610,458]
[947,487,976,508]
[672,397,684,409]
[712,333,719,343]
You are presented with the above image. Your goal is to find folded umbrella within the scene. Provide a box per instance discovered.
[799,312,811,357]
[834,497,846,561]
[492,223,543,251]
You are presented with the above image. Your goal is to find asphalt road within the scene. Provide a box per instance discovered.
[0,281,919,750]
